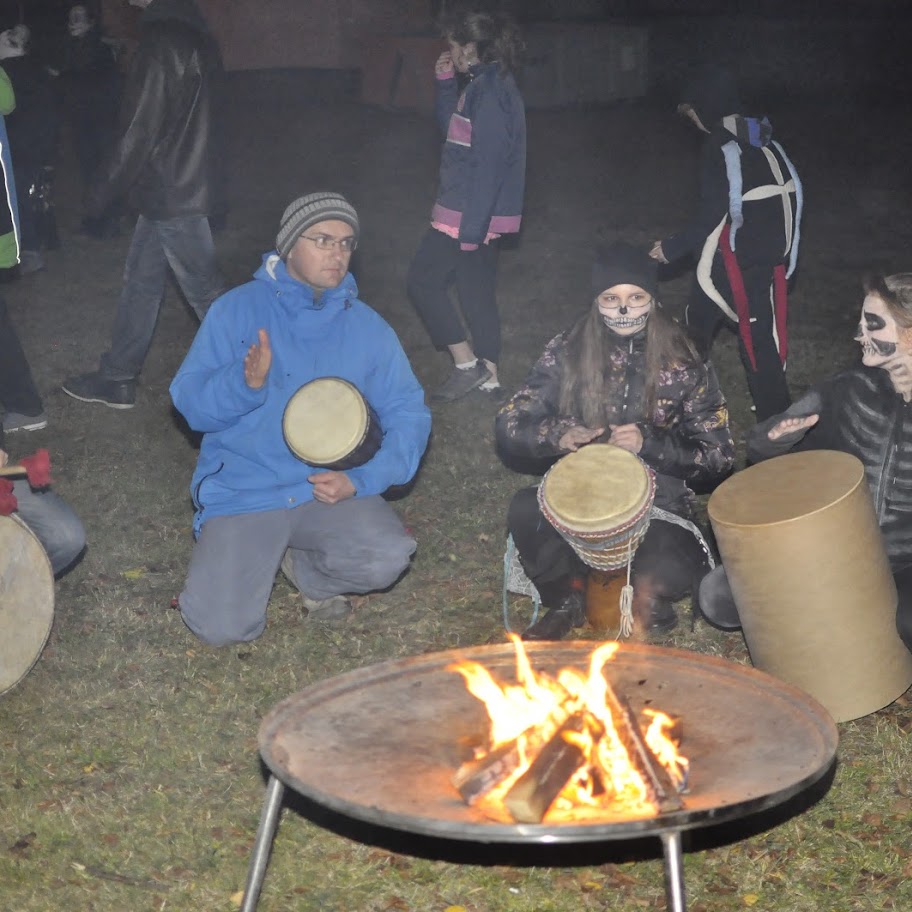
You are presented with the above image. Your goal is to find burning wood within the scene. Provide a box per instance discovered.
[449,636,688,824]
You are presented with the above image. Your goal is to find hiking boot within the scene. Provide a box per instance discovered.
[2,410,48,433]
[62,372,136,409]
[429,361,492,404]
[522,590,586,641]
[281,551,352,621]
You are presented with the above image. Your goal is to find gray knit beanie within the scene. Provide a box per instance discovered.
[276,192,360,258]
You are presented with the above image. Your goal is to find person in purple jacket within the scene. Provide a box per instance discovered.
[407,8,526,404]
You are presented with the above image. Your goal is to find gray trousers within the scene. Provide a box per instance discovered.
[179,496,416,646]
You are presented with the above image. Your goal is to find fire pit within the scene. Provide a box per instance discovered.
[239,641,838,911]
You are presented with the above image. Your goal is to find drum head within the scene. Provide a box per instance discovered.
[542,444,650,532]
[0,514,54,696]
[283,378,368,466]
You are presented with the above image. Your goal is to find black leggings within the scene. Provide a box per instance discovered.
[407,228,501,364]
[507,486,711,608]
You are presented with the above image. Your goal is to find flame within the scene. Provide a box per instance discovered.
[449,635,688,823]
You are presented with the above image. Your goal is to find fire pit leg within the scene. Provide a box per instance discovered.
[659,829,687,912]
[240,775,285,912]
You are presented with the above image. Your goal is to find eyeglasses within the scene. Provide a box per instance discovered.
[300,234,358,253]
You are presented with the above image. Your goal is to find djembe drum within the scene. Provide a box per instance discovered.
[708,449,912,722]
[538,444,656,636]
[0,514,54,695]
[283,377,382,471]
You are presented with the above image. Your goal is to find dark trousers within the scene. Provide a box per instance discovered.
[686,257,791,421]
[407,228,501,364]
[0,295,43,417]
[893,565,912,653]
[100,215,225,380]
[507,485,711,608]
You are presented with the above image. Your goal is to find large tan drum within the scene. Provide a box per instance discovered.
[283,377,382,471]
[0,514,54,695]
[708,449,912,723]
[538,443,655,572]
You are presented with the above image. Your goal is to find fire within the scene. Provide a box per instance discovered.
[449,635,688,824]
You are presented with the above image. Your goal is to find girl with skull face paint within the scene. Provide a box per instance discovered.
[496,242,735,641]
[698,273,912,655]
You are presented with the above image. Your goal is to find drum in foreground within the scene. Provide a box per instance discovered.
[283,377,382,471]
[538,443,655,572]
[0,513,54,695]
[708,449,912,722]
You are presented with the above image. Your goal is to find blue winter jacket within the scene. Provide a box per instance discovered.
[170,254,431,534]
[432,61,526,246]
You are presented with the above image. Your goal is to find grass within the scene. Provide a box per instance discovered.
[3,78,912,910]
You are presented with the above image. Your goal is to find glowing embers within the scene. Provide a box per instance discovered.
[450,635,688,824]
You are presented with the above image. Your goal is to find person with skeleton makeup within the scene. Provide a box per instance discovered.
[698,273,912,654]
[496,242,735,641]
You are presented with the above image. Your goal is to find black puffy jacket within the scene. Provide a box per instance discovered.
[86,0,221,220]
[748,367,912,573]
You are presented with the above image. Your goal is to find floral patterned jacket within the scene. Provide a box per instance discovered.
[495,328,735,518]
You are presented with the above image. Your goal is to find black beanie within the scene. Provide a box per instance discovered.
[681,64,741,129]
[591,242,659,299]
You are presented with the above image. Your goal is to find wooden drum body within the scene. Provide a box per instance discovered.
[538,443,656,572]
[708,449,912,722]
[0,514,54,695]
[283,378,382,471]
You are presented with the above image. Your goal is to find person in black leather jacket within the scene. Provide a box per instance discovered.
[699,272,912,653]
[61,0,225,410]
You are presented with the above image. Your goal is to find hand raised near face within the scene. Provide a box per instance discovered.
[648,241,668,264]
[435,50,455,77]
[608,423,644,454]
[308,471,356,505]
[767,414,819,441]
[559,425,606,452]
[244,328,272,389]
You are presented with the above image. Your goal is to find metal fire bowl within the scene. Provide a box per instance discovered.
[259,641,838,844]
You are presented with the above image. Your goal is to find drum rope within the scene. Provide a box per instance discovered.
[619,539,635,639]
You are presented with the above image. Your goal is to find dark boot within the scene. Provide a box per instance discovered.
[632,581,678,635]
[522,589,586,641]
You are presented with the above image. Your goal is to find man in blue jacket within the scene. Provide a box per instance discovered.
[170,193,431,647]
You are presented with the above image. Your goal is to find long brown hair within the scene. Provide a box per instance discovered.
[439,8,523,76]
[559,300,701,426]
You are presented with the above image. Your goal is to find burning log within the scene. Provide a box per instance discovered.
[453,701,575,805]
[503,713,586,824]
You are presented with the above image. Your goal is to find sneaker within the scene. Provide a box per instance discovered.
[2,410,48,433]
[429,361,492,404]
[477,383,509,404]
[62,372,136,409]
[280,552,352,620]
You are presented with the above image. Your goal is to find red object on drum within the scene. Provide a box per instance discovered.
[20,449,53,488]
[0,479,17,515]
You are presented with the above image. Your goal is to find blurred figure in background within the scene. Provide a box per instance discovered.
[56,3,122,238]
[0,22,61,274]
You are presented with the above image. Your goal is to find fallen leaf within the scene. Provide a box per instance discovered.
[230,890,244,907]
[123,567,147,580]
[743,895,760,906]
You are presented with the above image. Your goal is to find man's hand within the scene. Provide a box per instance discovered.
[608,423,644,454]
[244,328,271,389]
[308,471,356,505]
[649,241,668,264]
[559,425,605,452]
[767,414,819,441]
